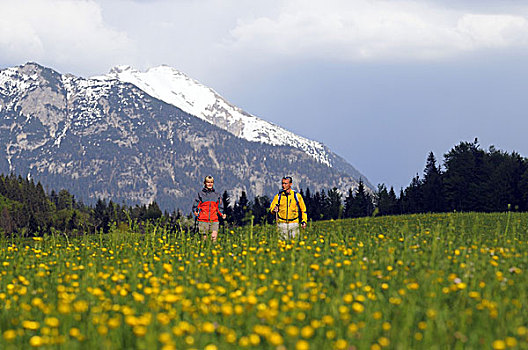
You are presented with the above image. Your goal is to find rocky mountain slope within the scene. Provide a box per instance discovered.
[0,63,371,211]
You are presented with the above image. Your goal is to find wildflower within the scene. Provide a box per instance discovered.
[492,340,506,350]
[286,325,299,337]
[296,339,310,350]
[249,334,260,345]
[69,328,81,338]
[29,335,44,347]
[97,325,108,335]
[268,332,283,346]
[202,322,215,333]
[133,326,147,337]
[3,329,17,341]
[44,317,60,328]
[334,339,348,350]
[378,337,390,347]
[22,321,40,330]
[301,325,314,338]
[352,302,365,313]
[505,337,517,347]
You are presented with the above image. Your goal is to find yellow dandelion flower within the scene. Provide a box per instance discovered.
[3,329,17,341]
[29,335,44,347]
[343,294,353,303]
[202,322,215,333]
[505,337,517,347]
[73,300,89,313]
[44,317,60,328]
[163,263,173,273]
[22,320,40,330]
[157,313,171,325]
[249,334,260,346]
[335,339,348,350]
[69,328,81,338]
[239,336,250,347]
[97,325,108,335]
[301,326,314,339]
[108,317,121,329]
[225,330,237,343]
[378,337,390,347]
[352,302,365,313]
[286,325,299,337]
[348,323,359,334]
[268,332,283,346]
[296,339,310,350]
[158,333,172,344]
[492,340,506,350]
[133,326,147,337]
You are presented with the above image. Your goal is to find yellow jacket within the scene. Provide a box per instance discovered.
[269,190,308,224]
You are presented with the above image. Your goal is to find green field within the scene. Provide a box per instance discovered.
[1,212,527,349]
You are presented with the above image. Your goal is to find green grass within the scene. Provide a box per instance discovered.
[1,212,527,349]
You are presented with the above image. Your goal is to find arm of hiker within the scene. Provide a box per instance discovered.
[218,197,226,219]
[270,194,279,213]
[299,194,308,228]
[192,192,201,217]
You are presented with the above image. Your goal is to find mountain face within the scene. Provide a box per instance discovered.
[0,62,371,211]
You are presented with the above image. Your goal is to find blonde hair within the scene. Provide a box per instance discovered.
[204,175,214,184]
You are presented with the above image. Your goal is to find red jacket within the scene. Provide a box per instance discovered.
[192,188,224,222]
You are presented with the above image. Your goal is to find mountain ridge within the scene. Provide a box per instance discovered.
[0,62,371,211]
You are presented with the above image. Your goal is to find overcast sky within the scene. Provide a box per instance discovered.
[2,0,528,190]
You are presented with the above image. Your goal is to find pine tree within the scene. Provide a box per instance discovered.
[222,191,233,223]
[422,152,446,212]
[327,187,342,219]
[251,195,272,224]
[233,191,249,226]
[343,188,354,218]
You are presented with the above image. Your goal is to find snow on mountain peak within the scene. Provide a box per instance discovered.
[92,65,332,166]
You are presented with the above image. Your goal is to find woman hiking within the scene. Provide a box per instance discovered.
[192,176,226,241]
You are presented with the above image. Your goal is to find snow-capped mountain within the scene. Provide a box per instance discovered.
[95,65,334,166]
[0,62,371,210]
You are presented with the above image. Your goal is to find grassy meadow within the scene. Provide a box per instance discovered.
[1,212,528,349]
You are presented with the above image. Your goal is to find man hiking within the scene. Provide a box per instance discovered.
[192,176,226,241]
[269,176,307,240]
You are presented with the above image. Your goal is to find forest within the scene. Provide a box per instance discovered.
[1,139,527,235]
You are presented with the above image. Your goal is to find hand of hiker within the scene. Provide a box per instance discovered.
[301,222,306,229]
[273,206,279,213]
[222,214,226,219]
[194,211,199,217]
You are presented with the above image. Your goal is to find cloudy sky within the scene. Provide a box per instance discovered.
[2,0,528,190]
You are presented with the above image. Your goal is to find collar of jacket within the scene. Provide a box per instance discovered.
[202,187,215,193]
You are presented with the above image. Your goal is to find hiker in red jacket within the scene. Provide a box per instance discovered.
[192,176,226,241]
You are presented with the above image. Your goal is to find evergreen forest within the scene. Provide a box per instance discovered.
[1,139,527,236]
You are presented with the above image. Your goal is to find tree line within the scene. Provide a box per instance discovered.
[224,139,528,225]
[0,173,181,236]
[2,139,527,235]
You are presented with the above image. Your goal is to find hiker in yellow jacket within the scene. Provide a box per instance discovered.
[269,176,307,239]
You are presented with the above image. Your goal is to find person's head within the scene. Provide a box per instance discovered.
[282,176,292,192]
[204,175,214,189]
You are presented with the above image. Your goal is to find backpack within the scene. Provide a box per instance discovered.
[277,190,304,223]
